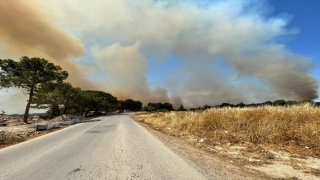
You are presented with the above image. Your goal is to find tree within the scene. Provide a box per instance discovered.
[77,90,94,117]
[0,56,68,123]
[163,103,174,111]
[133,101,143,111]
[148,106,155,111]
[96,91,117,114]
[32,83,64,119]
[122,99,136,111]
[236,102,245,108]
[53,82,81,114]
[178,105,186,111]
[32,82,82,119]
[273,99,286,106]
[286,100,297,106]
[77,90,117,116]
[203,104,211,109]
[220,103,231,107]
[119,99,143,111]
[147,102,173,111]
[261,101,272,106]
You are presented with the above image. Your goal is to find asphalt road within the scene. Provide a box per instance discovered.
[0,114,207,180]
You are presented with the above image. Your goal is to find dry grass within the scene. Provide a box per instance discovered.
[0,132,27,145]
[132,104,320,158]
[0,126,67,149]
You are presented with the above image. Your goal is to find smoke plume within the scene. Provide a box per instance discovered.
[0,0,318,113]
[0,0,97,89]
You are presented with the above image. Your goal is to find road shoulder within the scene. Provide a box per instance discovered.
[135,121,262,180]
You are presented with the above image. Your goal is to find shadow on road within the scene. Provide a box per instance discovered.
[113,113,132,116]
[81,119,101,123]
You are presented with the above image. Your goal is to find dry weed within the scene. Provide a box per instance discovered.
[0,132,26,145]
[133,104,320,158]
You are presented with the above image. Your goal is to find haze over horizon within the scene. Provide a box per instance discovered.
[0,0,319,114]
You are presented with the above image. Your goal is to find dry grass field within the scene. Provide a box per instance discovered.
[132,103,320,179]
[133,104,320,158]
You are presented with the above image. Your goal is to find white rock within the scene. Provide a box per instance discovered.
[230,146,246,150]
[215,146,224,151]
[249,157,261,163]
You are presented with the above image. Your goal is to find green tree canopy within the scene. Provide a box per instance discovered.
[77,90,117,116]
[236,102,245,108]
[261,101,273,106]
[178,105,186,111]
[118,99,143,111]
[134,101,143,111]
[32,83,64,119]
[32,82,82,119]
[273,99,286,106]
[163,103,174,110]
[0,56,68,122]
[141,105,155,112]
[147,102,174,111]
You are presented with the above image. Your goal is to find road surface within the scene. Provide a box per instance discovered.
[0,114,207,180]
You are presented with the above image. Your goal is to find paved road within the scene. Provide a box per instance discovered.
[0,114,207,180]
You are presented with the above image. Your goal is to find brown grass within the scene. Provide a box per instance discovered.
[132,104,320,158]
[0,132,27,145]
[0,126,67,149]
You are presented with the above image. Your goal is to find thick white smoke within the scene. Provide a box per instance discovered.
[0,0,318,114]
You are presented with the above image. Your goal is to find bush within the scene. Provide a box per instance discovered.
[141,106,155,112]
[157,109,169,112]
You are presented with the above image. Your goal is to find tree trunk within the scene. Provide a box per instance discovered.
[94,108,98,116]
[81,106,86,117]
[57,105,60,116]
[23,85,34,123]
[64,101,68,114]
[49,104,54,119]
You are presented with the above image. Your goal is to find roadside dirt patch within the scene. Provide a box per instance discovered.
[0,114,82,149]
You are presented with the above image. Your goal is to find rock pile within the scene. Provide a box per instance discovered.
[51,114,80,122]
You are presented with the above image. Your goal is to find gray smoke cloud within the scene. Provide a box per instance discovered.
[0,0,100,89]
[0,0,99,113]
[0,0,318,113]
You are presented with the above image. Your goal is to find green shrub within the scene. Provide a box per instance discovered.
[157,109,169,112]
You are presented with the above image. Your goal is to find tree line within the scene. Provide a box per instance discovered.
[141,102,174,112]
[0,56,142,123]
[1,56,318,123]
[190,99,320,111]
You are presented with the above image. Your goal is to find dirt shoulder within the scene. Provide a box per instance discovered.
[136,121,261,180]
[0,114,86,149]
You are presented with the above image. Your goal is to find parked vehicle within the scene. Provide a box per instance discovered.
[116,110,123,113]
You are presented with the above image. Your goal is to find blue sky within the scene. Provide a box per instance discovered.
[269,0,320,79]
[1,0,320,114]
[270,0,320,101]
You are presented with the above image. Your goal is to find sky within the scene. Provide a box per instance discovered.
[0,0,319,114]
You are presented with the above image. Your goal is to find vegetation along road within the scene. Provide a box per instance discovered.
[0,114,207,180]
